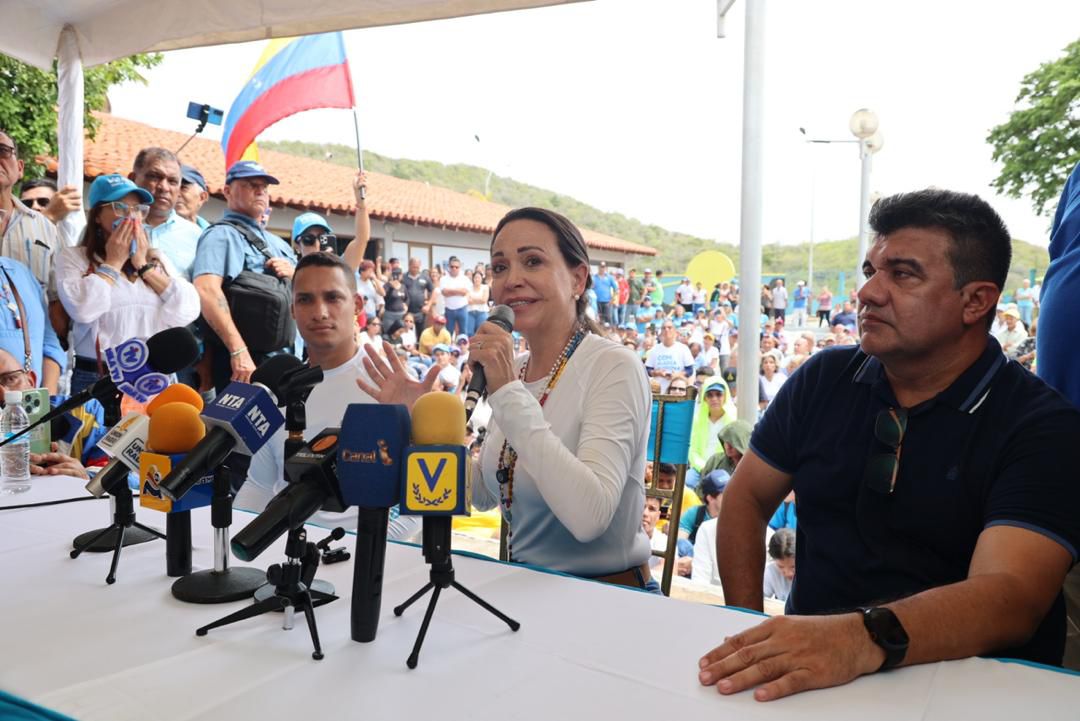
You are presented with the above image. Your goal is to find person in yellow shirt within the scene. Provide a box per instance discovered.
[417,314,451,356]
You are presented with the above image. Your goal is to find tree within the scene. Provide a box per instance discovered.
[987,38,1080,216]
[0,52,162,175]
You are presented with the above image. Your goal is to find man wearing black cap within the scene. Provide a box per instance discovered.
[176,164,210,230]
[192,160,297,390]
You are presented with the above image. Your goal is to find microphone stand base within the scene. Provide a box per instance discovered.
[171,567,268,604]
[254,578,334,606]
[71,523,159,553]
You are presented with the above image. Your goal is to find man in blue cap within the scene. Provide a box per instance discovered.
[176,164,210,231]
[192,160,296,390]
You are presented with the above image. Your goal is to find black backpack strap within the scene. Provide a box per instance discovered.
[209,219,274,262]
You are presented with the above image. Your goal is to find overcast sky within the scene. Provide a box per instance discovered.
[108,0,1080,248]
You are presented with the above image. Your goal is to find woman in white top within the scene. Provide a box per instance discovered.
[465,269,490,337]
[56,174,200,396]
[758,352,787,411]
[360,207,653,587]
[428,264,446,319]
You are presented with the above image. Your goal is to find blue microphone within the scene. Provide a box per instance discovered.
[336,403,411,642]
[159,380,284,502]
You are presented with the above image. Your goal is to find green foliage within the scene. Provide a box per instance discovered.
[987,38,1080,216]
[261,139,1049,295]
[0,52,162,175]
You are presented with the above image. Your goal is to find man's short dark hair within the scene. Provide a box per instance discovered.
[293,252,357,293]
[20,178,56,193]
[868,189,1012,291]
[132,147,181,175]
[768,527,796,560]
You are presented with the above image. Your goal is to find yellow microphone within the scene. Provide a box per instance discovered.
[401,392,470,516]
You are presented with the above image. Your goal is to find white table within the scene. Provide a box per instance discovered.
[2,476,1078,720]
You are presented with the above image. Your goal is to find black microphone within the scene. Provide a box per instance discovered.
[462,304,514,420]
[0,327,199,448]
[157,356,297,502]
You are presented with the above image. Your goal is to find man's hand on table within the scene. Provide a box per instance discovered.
[698,612,886,701]
[30,442,89,480]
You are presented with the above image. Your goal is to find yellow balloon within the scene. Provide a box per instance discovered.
[686,251,736,288]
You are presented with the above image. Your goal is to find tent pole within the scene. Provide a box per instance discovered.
[56,24,86,247]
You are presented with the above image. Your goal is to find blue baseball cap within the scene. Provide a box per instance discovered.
[225,160,280,185]
[180,164,207,191]
[292,212,330,240]
[432,343,452,354]
[87,174,153,209]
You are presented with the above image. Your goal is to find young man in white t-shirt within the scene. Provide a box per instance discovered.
[236,253,428,539]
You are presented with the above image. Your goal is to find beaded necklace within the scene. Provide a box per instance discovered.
[496,325,587,562]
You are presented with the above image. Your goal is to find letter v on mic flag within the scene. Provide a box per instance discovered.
[221,32,355,168]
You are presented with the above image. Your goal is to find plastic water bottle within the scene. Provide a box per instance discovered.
[1,390,31,494]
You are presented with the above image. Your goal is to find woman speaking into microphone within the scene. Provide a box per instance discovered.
[359,208,653,588]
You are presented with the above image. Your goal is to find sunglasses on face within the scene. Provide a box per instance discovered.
[297,233,337,248]
[864,407,908,494]
[21,196,50,209]
[0,144,16,160]
[110,201,150,220]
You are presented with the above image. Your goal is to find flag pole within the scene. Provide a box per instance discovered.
[352,108,366,200]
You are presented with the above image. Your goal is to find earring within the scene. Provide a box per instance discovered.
[573,294,580,301]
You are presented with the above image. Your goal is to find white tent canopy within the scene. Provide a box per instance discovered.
[2,0,587,247]
[3,0,585,70]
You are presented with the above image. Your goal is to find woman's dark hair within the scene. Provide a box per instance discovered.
[768,527,796,560]
[491,207,601,335]
[472,269,485,284]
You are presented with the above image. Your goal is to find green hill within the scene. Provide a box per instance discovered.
[261,139,1049,297]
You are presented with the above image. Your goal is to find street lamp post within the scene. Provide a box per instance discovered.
[849,109,883,289]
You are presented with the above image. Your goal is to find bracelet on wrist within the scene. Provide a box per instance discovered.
[95,265,120,282]
[136,262,157,278]
[229,346,248,358]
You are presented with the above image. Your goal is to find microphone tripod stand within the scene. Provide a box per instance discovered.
[196,526,337,660]
[70,487,165,584]
[71,391,159,553]
[393,517,519,669]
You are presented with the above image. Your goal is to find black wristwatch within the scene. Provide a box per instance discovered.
[136,261,157,277]
[860,607,909,670]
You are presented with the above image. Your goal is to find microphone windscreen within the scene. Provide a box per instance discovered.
[337,404,411,508]
[147,384,204,416]
[412,392,465,446]
[486,304,515,333]
[146,327,200,373]
[147,402,206,454]
[251,354,305,401]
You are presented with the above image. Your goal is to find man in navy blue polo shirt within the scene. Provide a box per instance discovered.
[698,189,1080,701]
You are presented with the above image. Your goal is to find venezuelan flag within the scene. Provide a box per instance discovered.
[222,32,355,168]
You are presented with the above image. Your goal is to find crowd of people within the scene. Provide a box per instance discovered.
[3,122,1079,700]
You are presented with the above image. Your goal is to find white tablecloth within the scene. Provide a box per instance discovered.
[1,476,1078,720]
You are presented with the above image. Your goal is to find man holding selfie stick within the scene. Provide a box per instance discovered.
[129,147,202,281]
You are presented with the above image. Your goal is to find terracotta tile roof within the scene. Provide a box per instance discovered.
[43,113,658,257]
